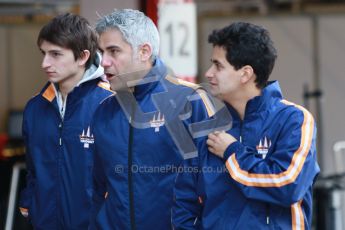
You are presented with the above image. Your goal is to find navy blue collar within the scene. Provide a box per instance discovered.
[226,81,283,119]
[133,58,167,100]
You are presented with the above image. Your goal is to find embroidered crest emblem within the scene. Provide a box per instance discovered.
[150,112,165,132]
[79,126,94,148]
[256,136,271,159]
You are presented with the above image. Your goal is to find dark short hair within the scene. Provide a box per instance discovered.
[208,22,277,88]
[37,13,98,69]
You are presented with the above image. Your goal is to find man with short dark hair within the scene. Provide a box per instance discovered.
[173,22,320,229]
[19,13,113,229]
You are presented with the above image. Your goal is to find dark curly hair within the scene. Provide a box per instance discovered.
[208,22,277,88]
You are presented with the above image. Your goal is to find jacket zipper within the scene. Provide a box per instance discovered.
[128,115,136,230]
[57,104,64,228]
[239,120,243,143]
[266,203,270,225]
[58,94,66,146]
[44,89,65,227]
[58,122,63,146]
[57,119,63,227]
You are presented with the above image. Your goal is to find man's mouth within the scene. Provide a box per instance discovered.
[45,71,55,76]
[105,73,115,80]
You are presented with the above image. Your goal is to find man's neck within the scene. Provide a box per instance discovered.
[224,86,261,120]
[58,70,85,99]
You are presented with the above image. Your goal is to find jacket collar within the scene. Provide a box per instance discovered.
[133,58,167,100]
[227,81,283,119]
[41,82,56,102]
[246,80,283,114]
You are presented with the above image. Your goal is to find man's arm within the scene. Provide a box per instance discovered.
[89,120,107,229]
[208,106,320,206]
[173,88,223,229]
[19,111,34,218]
[172,157,202,229]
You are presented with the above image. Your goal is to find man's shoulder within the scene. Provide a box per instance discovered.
[98,93,117,108]
[274,99,314,124]
[25,82,52,108]
[95,80,113,93]
[159,75,208,101]
[80,79,114,103]
[83,79,114,95]
[24,95,42,111]
[161,76,218,118]
[163,75,200,90]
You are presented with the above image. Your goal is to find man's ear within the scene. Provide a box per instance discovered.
[139,43,152,62]
[240,65,254,84]
[78,50,90,66]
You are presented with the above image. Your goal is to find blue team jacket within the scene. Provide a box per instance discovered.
[173,81,320,230]
[90,58,217,229]
[20,76,113,229]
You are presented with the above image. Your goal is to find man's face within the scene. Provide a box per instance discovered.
[98,28,144,91]
[205,46,242,100]
[40,40,80,85]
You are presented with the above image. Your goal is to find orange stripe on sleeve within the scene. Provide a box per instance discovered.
[165,75,199,90]
[292,201,304,230]
[195,89,216,117]
[166,75,216,117]
[225,100,314,187]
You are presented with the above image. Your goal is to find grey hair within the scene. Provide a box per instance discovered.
[95,9,160,61]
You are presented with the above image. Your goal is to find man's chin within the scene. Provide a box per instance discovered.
[48,78,60,84]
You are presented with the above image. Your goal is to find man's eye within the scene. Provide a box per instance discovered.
[110,49,119,55]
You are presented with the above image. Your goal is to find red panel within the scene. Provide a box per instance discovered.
[143,0,159,25]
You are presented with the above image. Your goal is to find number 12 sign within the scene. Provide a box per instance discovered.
[158,0,197,81]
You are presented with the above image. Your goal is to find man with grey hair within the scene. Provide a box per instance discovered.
[90,9,218,229]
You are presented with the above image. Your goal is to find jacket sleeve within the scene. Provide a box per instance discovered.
[224,105,320,206]
[89,124,107,228]
[19,110,34,218]
[172,157,202,229]
[173,89,220,229]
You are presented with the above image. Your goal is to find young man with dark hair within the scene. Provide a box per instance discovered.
[173,22,320,229]
[19,13,113,229]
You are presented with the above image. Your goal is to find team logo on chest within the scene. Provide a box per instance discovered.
[79,126,94,148]
[256,136,271,159]
[150,111,165,132]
